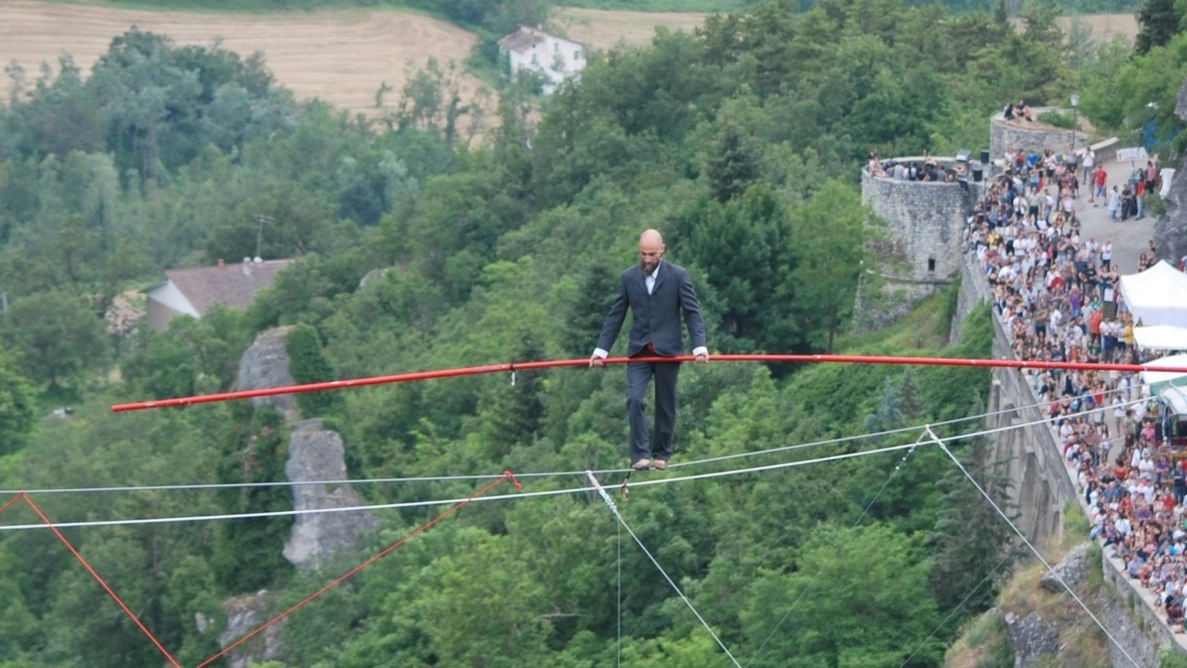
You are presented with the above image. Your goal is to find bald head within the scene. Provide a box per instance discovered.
[640,229,664,246]
[638,229,665,275]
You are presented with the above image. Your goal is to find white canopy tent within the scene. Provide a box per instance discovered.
[1119,261,1187,327]
[1163,385,1187,418]
[1142,353,1187,395]
[1133,324,1187,350]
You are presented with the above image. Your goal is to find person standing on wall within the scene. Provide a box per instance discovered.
[590,229,709,471]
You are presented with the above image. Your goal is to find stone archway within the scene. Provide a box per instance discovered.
[1020,452,1040,538]
[1034,478,1052,543]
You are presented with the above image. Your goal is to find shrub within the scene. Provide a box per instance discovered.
[1037,110,1078,129]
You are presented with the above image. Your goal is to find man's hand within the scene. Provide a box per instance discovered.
[695,352,710,364]
[589,354,605,368]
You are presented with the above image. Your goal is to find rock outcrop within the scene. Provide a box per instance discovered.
[218,592,284,668]
[1039,543,1090,594]
[283,419,379,569]
[236,326,299,419]
[956,542,1180,667]
[222,328,378,663]
[1002,610,1062,667]
[1153,79,1187,267]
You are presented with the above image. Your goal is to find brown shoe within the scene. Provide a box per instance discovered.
[652,459,668,471]
[632,459,651,471]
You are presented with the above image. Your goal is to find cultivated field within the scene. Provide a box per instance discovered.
[556,9,1138,53]
[0,1,486,117]
[553,7,708,52]
[1058,13,1138,43]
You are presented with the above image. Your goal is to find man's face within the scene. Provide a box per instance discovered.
[639,239,664,275]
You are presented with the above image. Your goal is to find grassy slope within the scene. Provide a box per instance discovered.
[839,284,961,353]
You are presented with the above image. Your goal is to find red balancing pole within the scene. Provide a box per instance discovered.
[111,354,1187,413]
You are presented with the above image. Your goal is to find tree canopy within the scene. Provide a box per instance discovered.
[0,0,1174,664]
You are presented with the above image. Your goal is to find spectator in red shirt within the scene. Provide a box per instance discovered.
[1093,165,1107,206]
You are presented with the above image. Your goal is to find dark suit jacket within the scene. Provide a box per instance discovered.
[596,260,708,357]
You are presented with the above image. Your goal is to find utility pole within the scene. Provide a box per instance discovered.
[253,214,274,260]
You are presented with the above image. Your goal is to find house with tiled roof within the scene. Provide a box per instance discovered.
[144,258,293,331]
[498,26,586,94]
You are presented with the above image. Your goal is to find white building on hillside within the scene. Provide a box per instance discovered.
[498,26,586,95]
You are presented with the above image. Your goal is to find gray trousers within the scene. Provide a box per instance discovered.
[627,357,680,463]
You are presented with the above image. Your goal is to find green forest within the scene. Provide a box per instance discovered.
[1,0,1187,665]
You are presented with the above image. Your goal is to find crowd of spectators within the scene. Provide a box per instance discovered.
[867,149,970,185]
[961,150,1187,632]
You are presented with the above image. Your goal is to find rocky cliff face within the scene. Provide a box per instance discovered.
[236,326,299,419]
[283,419,379,569]
[1152,80,1187,267]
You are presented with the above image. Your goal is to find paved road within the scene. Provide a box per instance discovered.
[1073,158,1159,274]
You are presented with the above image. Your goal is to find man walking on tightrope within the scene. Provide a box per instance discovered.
[590,229,709,471]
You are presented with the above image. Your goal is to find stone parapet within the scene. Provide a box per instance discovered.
[989,109,1084,161]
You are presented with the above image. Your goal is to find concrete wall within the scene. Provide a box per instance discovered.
[145,299,188,333]
[989,109,1083,161]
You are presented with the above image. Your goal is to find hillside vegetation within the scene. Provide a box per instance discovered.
[1,0,1186,665]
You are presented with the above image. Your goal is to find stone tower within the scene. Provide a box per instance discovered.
[860,156,986,311]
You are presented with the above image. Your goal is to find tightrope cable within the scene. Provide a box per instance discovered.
[0,441,925,532]
[0,409,1115,532]
[11,386,1148,498]
[617,517,623,668]
[586,471,741,667]
[110,353,1187,413]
